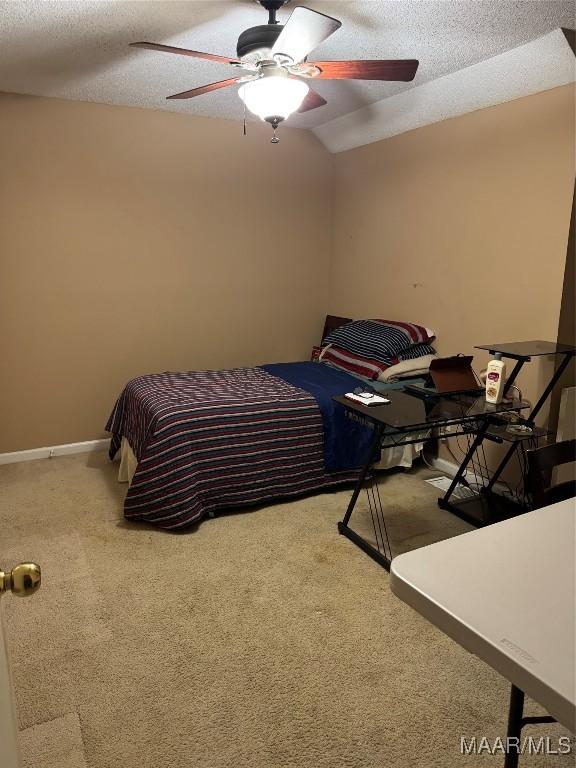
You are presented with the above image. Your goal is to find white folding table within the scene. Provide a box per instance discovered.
[390,498,575,767]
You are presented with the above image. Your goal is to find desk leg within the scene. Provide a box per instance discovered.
[503,360,526,396]
[338,424,393,570]
[437,421,490,523]
[341,424,384,527]
[502,683,559,767]
[504,685,524,768]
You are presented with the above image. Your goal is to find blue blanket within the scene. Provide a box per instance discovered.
[261,362,375,472]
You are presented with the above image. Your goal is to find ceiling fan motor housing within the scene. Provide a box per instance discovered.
[236,24,282,60]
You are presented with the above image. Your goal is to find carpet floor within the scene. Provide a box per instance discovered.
[0,452,572,768]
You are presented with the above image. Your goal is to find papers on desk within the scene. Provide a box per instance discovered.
[344,392,390,406]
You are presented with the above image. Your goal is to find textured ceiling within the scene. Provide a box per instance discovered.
[315,29,576,151]
[0,0,574,130]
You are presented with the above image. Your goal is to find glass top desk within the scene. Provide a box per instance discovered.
[334,391,527,434]
[333,391,529,571]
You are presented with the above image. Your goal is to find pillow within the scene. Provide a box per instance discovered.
[318,345,391,380]
[377,354,437,383]
[396,342,437,361]
[323,319,435,362]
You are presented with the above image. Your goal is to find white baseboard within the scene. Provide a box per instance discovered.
[425,456,461,477]
[424,454,510,495]
[426,454,483,484]
[0,439,110,466]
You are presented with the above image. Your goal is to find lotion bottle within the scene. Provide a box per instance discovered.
[485,352,506,404]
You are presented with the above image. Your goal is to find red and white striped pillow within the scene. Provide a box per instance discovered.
[318,345,391,380]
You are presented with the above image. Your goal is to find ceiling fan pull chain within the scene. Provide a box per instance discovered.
[243,99,247,136]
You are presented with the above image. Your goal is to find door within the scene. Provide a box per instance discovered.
[0,563,41,768]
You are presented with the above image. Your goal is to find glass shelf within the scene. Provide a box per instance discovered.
[484,420,553,444]
[475,340,576,361]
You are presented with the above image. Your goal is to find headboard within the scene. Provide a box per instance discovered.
[321,314,352,344]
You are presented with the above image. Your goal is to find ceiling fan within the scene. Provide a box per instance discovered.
[131,0,419,142]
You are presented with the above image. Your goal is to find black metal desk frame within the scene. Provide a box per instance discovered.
[438,341,576,525]
[335,394,525,571]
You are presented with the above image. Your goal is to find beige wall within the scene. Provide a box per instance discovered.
[330,85,575,425]
[1,86,574,454]
[0,94,332,452]
[549,181,575,434]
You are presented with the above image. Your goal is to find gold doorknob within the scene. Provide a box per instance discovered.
[0,563,41,597]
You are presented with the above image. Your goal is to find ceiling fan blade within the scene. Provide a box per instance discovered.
[167,77,242,100]
[298,88,327,113]
[130,42,239,66]
[309,59,419,82]
[271,7,341,64]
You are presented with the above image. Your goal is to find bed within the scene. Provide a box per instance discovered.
[106,316,436,529]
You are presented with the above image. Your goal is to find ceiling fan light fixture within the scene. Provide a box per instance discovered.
[238,70,309,123]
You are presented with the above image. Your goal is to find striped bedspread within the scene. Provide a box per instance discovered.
[106,366,361,529]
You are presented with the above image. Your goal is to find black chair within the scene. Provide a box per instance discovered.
[526,439,576,509]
